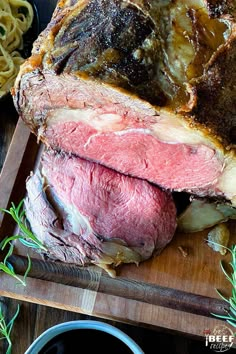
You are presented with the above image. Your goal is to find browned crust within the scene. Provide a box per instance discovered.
[190,25,236,147]
[204,0,236,18]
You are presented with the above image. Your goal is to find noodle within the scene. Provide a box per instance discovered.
[0,0,33,97]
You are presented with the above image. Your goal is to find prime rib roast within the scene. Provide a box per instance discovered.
[13,0,236,204]
[25,150,176,274]
[11,0,236,270]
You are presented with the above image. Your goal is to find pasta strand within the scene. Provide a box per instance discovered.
[0,0,34,97]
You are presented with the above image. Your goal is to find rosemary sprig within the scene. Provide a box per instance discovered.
[0,199,47,251]
[209,240,236,327]
[0,199,46,287]
[0,243,31,287]
[0,303,20,354]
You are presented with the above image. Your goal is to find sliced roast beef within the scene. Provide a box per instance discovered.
[25,149,177,274]
[13,0,236,204]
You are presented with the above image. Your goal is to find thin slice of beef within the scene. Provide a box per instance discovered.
[25,149,177,275]
[13,0,236,204]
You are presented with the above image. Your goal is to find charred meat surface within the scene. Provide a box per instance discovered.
[25,150,177,274]
[16,0,235,137]
[30,0,233,112]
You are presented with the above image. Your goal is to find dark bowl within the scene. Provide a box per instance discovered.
[24,320,144,354]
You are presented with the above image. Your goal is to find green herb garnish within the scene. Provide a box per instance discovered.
[0,199,47,252]
[209,241,236,327]
[0,243,31,287]
[0,199,46,286]
[0,303,20,354]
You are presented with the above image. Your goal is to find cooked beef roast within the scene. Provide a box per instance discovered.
[13,0,236,205]
[25,149,176,274]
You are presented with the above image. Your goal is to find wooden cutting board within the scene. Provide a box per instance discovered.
[0,118,235,338]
